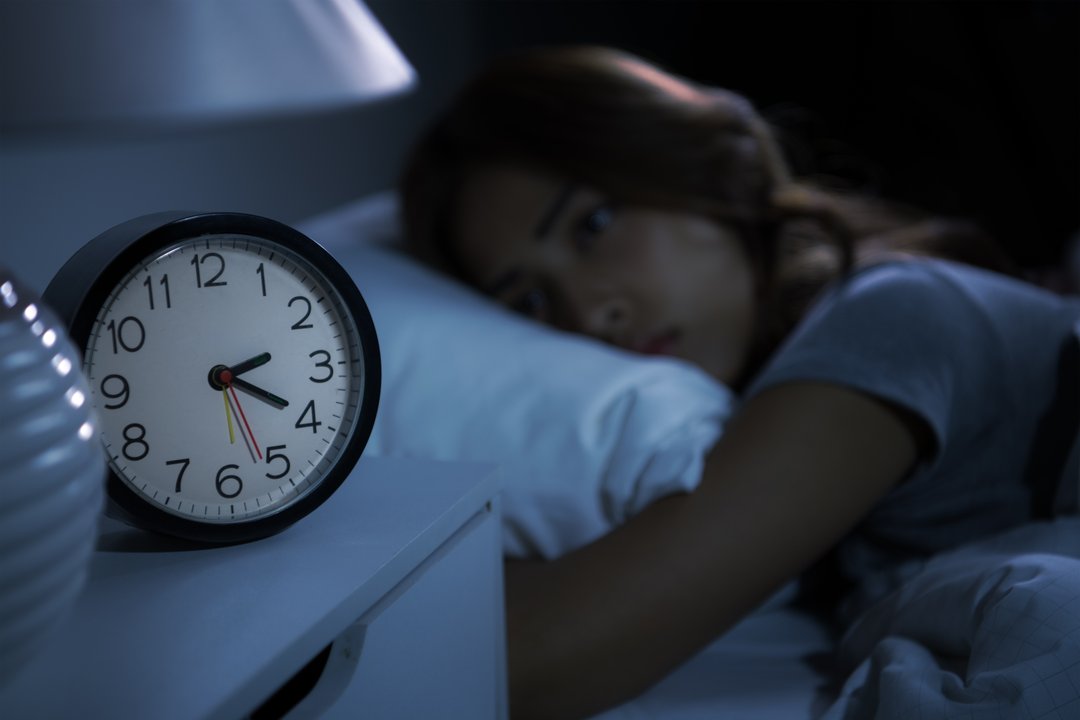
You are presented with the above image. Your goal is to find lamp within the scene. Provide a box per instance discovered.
[0,0,416,133]
[0,0,415,686]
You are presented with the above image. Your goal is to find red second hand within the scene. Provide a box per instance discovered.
[227,381,262,460]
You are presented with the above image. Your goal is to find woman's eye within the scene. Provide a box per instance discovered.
[575,204,614,251]
[512,288,548,319]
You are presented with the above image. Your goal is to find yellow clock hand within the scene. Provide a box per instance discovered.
[222,388,236,444]
[227,384,262,461]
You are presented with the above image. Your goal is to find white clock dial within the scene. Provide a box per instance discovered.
[83,233,368,524]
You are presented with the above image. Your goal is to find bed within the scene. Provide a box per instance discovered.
[298,193,1080,720]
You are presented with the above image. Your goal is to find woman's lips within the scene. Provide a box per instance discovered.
[635,329,680,356]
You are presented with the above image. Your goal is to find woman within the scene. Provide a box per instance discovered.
[400,46,1080,718]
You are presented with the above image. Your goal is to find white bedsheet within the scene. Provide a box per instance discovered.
[598,519,1080,720]
[822,518,1080,720]
[593,584,833,720]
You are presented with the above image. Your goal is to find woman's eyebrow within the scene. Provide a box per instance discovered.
[486,184,576,296]
[533,184,577,240]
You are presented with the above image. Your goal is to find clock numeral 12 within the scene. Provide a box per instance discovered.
[191,253,227,288]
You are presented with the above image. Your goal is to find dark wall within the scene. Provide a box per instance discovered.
[458,0,1078,268]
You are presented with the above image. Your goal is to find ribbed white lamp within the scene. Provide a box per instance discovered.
[0,0,416,133]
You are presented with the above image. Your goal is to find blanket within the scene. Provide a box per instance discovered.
[822,517,1080,719]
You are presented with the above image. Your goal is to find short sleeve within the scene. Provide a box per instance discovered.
[744,261,1003,457]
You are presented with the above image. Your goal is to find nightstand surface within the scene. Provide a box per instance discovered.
[0,456,503,719]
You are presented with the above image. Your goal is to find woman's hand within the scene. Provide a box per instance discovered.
[504,381,924,719]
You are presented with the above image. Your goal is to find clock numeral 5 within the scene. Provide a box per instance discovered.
[265,445,291,480]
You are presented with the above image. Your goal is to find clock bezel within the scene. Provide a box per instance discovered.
[44,211,381,544]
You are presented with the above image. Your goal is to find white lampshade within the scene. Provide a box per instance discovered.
[0,0,416,133]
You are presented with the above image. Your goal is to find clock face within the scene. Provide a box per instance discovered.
[79,228,374,538]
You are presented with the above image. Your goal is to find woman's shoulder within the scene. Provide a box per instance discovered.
[747,257,1076,413]
[829,255,1075,306]
[817,257,1079,328]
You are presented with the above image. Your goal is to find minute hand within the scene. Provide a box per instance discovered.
[231,376,289,409]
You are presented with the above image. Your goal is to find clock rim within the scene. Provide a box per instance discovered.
[44,211,381,545]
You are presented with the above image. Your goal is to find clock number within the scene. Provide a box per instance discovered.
[215,464,243,499]
[265,445,291,480]
[100,374,130,409]
[309,350,333,383]
[256,263,267,297]
[122,423,149,461]
[191,252,227,288]
[289,296,314,330]
[166,458,191,492]
[142,274,171,310]
[295,400,322,433]
[106,316,145,353]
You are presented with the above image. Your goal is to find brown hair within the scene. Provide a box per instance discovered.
[400,46,1014,376]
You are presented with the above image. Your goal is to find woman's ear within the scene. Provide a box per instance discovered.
[769,183,855,273]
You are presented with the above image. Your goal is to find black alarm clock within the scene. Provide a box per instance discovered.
[43,212,380,544]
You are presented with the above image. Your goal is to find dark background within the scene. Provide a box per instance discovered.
[387,0,1079,268]
[5,1,1077,290]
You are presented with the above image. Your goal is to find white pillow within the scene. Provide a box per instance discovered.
[298,193,735,558]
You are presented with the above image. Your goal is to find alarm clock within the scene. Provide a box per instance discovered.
[43,212,380,544]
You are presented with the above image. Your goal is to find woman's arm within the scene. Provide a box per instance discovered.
[504,381,923,719]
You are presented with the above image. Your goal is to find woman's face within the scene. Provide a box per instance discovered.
[453,163,758,384]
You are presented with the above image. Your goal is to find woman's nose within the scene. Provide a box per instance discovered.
[571,291,631,344]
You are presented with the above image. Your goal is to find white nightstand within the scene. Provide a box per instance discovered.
[0,457,507,719]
